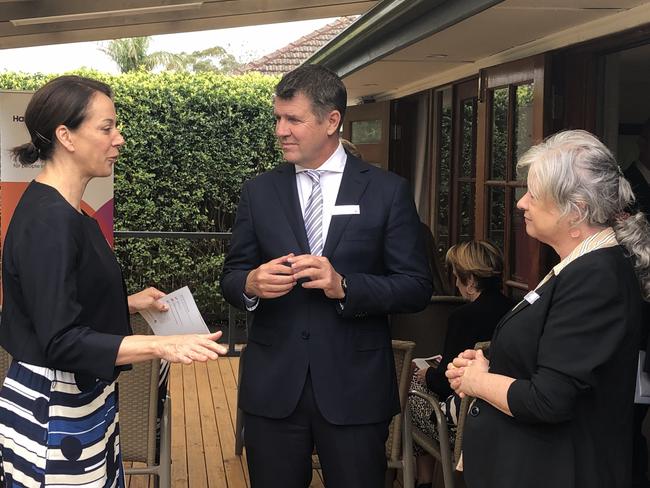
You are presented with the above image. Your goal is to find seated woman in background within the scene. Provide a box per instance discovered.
[409,240,513,488]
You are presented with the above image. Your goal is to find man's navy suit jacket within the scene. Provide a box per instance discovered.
[221,154,433,425]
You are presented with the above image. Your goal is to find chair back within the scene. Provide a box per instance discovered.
[391,296,465,359]
[118,314,172,486]
[0,346,11,383]
[386,339,416,463]
[406,340,491,488]
[119,314,160,465]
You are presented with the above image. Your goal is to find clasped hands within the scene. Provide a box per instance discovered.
[445,348,490,398]
[245,252,345,300]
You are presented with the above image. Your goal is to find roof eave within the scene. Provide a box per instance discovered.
[307,0,505,78]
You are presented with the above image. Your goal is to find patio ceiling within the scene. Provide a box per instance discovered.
[309,0,650,102]
[0,0,377,50]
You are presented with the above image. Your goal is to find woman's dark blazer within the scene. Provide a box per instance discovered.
[426,288,513,399]
[463,246,643,488]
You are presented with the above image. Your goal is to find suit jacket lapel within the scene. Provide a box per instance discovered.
[272,163,310,254]
[322,156,370,257]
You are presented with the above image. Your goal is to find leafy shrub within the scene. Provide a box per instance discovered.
[0,70,283,325]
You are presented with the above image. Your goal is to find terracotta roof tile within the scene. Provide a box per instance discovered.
[239,16,357,75]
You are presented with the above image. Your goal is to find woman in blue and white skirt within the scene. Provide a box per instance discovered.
[0,75,228,487]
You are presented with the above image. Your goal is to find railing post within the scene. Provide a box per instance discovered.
[228,304,236,356]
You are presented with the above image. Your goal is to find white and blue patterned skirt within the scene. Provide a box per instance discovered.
[0,361,124,487]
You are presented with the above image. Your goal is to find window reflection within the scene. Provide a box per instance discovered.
[513,84,534,180]
[459,182,474,242]
[351,120,382,144]
[487,186,505,249]
[510,188,533,284]
[461,99,477,178]
[490,87,508,180]
[436,89,453,260]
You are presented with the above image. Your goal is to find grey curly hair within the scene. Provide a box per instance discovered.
[517,129,650,300]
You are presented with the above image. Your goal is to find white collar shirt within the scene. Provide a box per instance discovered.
[294,142,347,251]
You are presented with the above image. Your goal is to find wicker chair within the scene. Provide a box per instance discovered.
[404,340,490,488]
[234,340,417,488]
[0,346,11,382]
[385,339,416,488]
[120,314,171,488]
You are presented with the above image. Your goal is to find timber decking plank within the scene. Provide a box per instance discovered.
[226,356,251,487]
[170,362,189,488]
[195,361,229,488]
[123,461,150,488]
[211,358,249,488]
[182,363,209,487]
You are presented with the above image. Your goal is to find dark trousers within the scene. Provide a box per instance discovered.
[633,404,650,488]
[244,372,390,488]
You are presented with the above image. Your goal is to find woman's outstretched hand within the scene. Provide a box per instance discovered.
[155,331,228,364]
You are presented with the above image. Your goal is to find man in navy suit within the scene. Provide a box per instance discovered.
[221,65,432,487]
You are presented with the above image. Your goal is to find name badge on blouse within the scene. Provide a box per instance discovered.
[524,290,540,304]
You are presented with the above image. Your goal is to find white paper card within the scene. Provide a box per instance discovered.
[412,354,443,370]
[139,286,210,336]
[635,351,650,404]
[331,205,360,215]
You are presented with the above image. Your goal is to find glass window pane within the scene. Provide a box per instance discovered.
[490,88,508,180]
[351,120,381,144]
[458,181,475,242]
[487,186,506,249]
[436,89,453,258]
[460,98,477,178]
[513,83,534,180]
[510,189,535,285]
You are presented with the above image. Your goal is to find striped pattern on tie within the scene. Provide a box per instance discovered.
[303,170,323,256]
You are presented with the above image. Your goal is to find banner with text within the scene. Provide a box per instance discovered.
[0,90,114,248]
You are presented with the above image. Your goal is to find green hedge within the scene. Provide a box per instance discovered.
[0,70,284,325]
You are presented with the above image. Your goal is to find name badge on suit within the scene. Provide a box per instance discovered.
[331,205,360,215]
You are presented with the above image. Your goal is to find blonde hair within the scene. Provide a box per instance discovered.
[445,240,504,291]
[340,138,362,158]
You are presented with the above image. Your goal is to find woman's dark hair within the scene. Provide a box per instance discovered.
[11,75,113,165]
[445,240,504,292]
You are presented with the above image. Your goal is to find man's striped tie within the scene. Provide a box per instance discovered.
[303,170,323,256]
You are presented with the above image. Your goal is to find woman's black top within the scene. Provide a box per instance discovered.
[425,288,513,399]
[0,181,131,381]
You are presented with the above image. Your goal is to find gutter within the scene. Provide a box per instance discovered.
[307,0,505,79]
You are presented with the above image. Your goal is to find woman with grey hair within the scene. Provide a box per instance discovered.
[446,129,649,488]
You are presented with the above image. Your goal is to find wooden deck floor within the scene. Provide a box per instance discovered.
[124,357,405,488]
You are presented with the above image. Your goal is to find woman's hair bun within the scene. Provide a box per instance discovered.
[10,141,40,166]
